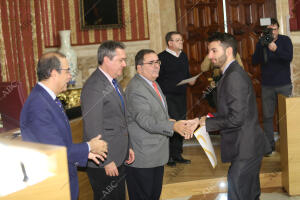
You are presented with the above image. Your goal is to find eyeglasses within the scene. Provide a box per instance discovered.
[142,60,161,66]
[170,39,184,42]
[58,68,71,72]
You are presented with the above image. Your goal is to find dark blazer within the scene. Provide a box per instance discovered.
[125,74,174,168]
[81,68,129,168]
[206,61,268,162]
[20,84,89,200]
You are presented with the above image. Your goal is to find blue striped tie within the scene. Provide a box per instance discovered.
[55,97,68,121]
[112,79,125,112]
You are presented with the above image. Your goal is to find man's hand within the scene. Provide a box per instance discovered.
[186,118,200,132]
[88,152,105,165]
[104,161,119,176]
[200,116,207,126]
[88,135,108,158]
[125,148,135,165]
[268,42,277,52]
[188,79,197,86]
[173,120,194,139]
[210,80,216,88]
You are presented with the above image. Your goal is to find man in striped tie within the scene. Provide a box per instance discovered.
[20,52,108,200]
[125,49,194,200]
[81,41,135,200]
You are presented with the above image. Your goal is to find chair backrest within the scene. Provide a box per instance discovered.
[0,81,26,131]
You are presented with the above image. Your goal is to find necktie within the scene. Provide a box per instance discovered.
[112,79,125,111]
[55,97,64,110]
[55,97,68,121]
[152,82,163,102]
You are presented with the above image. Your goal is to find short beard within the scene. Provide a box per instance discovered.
[213,53,227,68]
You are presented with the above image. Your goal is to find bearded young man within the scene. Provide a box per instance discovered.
[190,32,270,200]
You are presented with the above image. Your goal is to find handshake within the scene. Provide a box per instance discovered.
[172,117,203,139]
[172,116,207,139]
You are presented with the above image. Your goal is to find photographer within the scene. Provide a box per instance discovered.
[252,18,293,156]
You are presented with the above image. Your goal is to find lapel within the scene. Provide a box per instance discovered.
[136,74,168,115]
[35,85,71,139]
[154,81,169,113]
[97,69,125,115]
[216,61,238,100]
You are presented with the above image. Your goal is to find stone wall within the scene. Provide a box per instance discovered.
[75,40,150,89]
[45,40,150,89]
[276,0,300,96]
[291,44,300,96]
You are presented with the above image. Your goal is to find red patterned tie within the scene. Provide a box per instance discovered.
[152,82,163,102]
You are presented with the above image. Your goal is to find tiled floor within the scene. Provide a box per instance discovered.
[166,188,300,200]
[163,132,299,200]
[167,193,300,200]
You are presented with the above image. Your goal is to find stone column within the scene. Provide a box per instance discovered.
[276,0,300,96]
[146,0,177,53]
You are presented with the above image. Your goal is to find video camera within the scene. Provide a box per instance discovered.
[259,18,274,63]
[260,27,274,47]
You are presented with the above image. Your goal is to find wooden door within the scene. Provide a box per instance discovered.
[226,0,277,124]
[175,0,277,125]
[175,0,225,119]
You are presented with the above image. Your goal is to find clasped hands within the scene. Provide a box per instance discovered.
[172,119,197,139]
[172,116,208,139]
[87,135,108,164]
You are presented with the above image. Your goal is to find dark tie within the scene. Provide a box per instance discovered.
[55,97,68,121]
[55,97,64,109]
[112,79,125,111]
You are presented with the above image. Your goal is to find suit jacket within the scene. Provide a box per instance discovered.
[125,74,174,168]
[206,61,268,162]
[20,84,89,200]
[81,68,129,168]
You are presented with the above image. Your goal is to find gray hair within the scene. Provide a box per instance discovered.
[97,40,125,65]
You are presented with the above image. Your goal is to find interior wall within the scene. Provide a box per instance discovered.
[276,0,300,96]
[146,0,177,53]
[46,0,178,88]
[43,0,149,47]
[0,0,151,92]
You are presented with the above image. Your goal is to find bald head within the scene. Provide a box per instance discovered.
[37,52,66,81]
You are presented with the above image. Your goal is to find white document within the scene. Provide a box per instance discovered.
[193,126,217,168]
[176,73,202,86]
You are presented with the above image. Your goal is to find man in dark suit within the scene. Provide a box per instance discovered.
[81,41,135,200]
[125,49,193,200]
[20,52,108,200]
[190,32,269,200]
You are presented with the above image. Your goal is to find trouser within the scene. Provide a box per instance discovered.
[261,84,292,150]
[126,166,164,200]
[165,94,187,158]
[86,164,126,200]
[227,156,263,200]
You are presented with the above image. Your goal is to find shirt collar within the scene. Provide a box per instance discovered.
[99,67,114,86]
[138,74,165,107]
[38,82,56,100]
[138,74,153,87]
[166,48,181,57]
[222,60,235,74]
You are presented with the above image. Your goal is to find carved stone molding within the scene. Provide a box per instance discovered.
[45,40,150,88]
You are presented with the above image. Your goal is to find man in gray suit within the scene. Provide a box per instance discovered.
[125,49,194,200]
[81,41,135,200]
[190,32,269,200]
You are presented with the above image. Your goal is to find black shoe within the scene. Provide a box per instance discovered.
[173,155,191,164]
[167,157,176,166]
[264,151,276,157]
